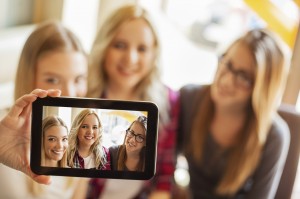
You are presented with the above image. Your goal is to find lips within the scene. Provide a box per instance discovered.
[127,141,136,147]
[118,66,136,76]
[84,135,94,140]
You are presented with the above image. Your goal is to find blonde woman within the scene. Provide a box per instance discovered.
[178,29,291,198]
[87,5,179,199]
[110,116,147,172]
[0,21,88,199]
[42,116,69,167]
[68,109,110,170]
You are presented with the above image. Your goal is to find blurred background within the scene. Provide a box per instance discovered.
[0,0,299,198]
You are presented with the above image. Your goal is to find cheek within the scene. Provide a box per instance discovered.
[45,142,54,149]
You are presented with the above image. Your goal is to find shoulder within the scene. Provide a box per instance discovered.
[109,145,120,156]
[179,84,208,105]
[264,115,290,156]
[268,115,290,146]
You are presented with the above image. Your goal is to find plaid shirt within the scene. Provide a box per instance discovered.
[87,88,179,199]
[73,147,111,170]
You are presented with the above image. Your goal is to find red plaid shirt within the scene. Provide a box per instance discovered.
[87,88,179,199]
[72,147,111,170]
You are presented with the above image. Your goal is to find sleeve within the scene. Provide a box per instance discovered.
[102,146,111,170]
[151,88,180,191]
[245,117,290,199]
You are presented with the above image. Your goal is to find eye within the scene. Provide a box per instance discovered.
[62,137,68,142]
[47,137,56,142]
[92,126,98,130]
[81,125,88,129]
[45,77,60,85]
[138,45,147,53]
[137,135,144,142]
[75,75,87,84]
[113,42,126,50]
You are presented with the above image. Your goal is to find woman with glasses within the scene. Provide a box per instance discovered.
[109,116,147,172]
[177,29,291,198]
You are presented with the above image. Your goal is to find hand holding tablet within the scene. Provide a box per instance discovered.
[31,97,159,180]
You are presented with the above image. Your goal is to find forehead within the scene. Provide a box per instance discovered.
[130,122,145,134]
[82,114,99,124]
[36,51,87,75]
[45,125,67,136]
[114,18,156,46]
[225,42,256,73]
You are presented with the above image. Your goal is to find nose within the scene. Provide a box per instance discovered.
[125,48,139,65]
[219,70,236,88]
[56,140,63,149]
[61,82,77,97]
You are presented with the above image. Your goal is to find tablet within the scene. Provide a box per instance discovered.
[31,97,158,180]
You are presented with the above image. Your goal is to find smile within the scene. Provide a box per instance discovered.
[51,150,64,155]
[84,135,94,140]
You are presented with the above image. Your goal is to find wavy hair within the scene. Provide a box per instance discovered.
[41,115,68,167]
[67,109,107,169]
[87,5,170,125]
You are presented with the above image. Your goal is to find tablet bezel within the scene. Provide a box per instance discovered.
[31,97,158,180]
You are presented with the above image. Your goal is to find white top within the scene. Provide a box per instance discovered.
[83,153,96,169]
[100,179,143,199]
[0,164,78,199]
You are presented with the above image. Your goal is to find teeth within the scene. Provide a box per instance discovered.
[128,142,135,147]
[85,136,93,140]
[52,150,63,154]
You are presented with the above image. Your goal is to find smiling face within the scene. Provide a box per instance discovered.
[35,51,88,97]
[211,42,256,110]
[44,126,68,165]
[125,122,146,155]
[77,114,100,149]
[104,18,156,91]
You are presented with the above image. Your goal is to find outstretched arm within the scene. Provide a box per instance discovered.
[0,89,61,185]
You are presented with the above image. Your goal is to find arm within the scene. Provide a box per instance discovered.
[0,89,61,185]
[245,117,290,199]
[149,89,180,198]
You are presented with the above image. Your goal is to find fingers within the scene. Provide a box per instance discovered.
[8,94,38,118]
[47,89,61,97]
[31,88,61,98]
[32,175,52,185]
[8,89,61,118]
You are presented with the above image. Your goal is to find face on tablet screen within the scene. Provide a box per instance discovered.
[41,106,147,172]
[31,97,158,180]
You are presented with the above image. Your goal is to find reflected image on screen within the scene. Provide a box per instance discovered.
[41,106,148,172]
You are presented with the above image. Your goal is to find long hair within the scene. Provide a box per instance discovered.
[67,109,107,169]
[118,116,147,171]
[41,115,68,167]
[14,20,86,100]
[187,29,290,196]
[87,5,170,125]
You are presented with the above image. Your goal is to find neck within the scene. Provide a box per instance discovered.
[45,159,58,167]
[78,145,91,158]
[211,104,248,148]
[125,153,140,171]
[106,84,139,100]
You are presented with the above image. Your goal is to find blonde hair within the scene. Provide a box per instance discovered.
[67,109,107,169]
[188,29,290,196]
[41,116,69,167]
[88,5,170,125]
[14,20,86,100]
[117,116,147,171]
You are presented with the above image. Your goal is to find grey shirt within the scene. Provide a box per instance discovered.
[178,84,290,199]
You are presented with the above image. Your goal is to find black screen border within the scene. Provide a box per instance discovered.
[31,96,158,180]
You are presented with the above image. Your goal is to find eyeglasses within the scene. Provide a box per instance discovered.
[218,57,254,90]
[126,129,145,143]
